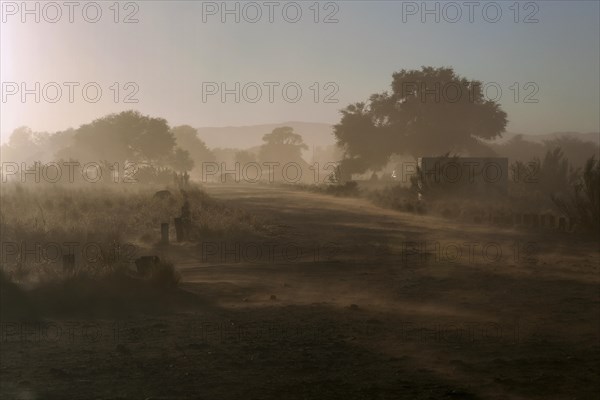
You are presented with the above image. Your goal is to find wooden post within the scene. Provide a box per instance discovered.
[548,215,556,229]
[532,214,539,228]
[523,214,531,226]
[63,254,75,273]
[174,218,184,242]
[161,223,169,244]
[540,214,547,228]
[558,217,566,232]
[179,200,192,241]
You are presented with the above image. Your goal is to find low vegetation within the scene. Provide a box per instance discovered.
[293,150,599,235]
[0,181,274,318]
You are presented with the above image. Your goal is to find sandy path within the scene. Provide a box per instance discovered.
[2,184,598,400]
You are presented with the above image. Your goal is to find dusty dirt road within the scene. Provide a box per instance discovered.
[2,184,599,399]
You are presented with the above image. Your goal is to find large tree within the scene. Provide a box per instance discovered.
[67,110,175,164]
[258,126,308,165]
[171,125,215,165]
[169,147,194,173]
[334,66,507,173]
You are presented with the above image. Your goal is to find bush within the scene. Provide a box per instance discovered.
[552,156,600,233]
[0,269,37,320]
[324,181,360,197]
[146,259,181,291]
[0,260,185,318]
[511,147,580,197]
[369,184,425,214]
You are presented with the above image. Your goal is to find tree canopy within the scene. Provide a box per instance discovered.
[69,110,175,163]
[171,125,215,173]
[258,126,308,165]
[334,66,508,173]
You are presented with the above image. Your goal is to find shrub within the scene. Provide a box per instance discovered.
[325,181,360,197]
[369,184,424,214]
[511,147,580,197]
[147,259,181,291]
[0,269,37,320]
[552,156,600,233]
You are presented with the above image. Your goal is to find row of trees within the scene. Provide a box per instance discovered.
[1,112,312,184]
[1,112,207,176]
[3,66,596,188]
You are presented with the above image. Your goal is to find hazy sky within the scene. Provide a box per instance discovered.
[1,1,599,143]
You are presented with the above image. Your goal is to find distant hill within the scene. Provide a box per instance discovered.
[196,122,336,151]
[492,131,599,145]
[194,122,599,166]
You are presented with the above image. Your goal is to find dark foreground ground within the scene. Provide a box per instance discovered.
[1,185,599,399]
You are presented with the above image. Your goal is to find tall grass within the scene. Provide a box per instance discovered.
[552,156,600,234]
[0,182,270,317]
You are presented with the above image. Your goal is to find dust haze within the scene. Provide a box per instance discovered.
[1,2,599,400]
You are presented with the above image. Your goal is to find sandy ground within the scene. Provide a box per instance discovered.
[1,184,599,399]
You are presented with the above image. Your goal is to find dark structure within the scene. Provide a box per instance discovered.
[135,256,161,276]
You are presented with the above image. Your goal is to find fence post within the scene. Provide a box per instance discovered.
[161,223,169,244]
[558,217,566,232]
[174,218,184,242]
[63,254,75,273]
[548,214,556,229]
